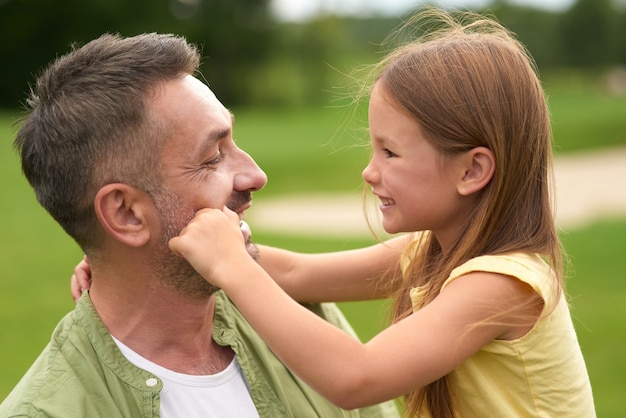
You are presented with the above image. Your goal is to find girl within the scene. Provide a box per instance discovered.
[78,9,595,417]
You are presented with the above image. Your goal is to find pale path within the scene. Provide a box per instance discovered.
[246,146,626,238]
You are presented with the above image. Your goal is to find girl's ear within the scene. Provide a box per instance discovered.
[457,147,495,196]
[94,183,152,247]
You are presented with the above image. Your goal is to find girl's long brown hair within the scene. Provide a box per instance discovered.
[357,8,563,417]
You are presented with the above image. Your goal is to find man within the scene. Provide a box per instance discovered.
[0,33,398,417]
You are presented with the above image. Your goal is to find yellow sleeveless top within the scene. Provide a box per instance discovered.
[402,239,595,417]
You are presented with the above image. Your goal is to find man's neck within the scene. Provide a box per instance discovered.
[89,275,234,375]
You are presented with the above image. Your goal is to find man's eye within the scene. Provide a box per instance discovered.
[204,152,224,166]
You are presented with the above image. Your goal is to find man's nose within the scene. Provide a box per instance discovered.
[234,149,268,192]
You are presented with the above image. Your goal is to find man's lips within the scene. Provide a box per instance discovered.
[226,191,253,218]
[231,201,252,220]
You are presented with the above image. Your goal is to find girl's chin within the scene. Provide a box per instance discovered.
[382,219,416,235]
[382,221,402,235]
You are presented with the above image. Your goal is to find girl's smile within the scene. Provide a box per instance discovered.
[376,194,395,210]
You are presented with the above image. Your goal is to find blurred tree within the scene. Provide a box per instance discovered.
[480,3,563,68]
[249,16,394,106]
[558,0,621,67]
[179,0,275,105]
[2,0,625,109]
[612,0,626,65]
[0,0,274,108]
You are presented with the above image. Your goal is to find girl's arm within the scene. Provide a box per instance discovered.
[68,230,407,303]
[170,208,541,408]
[256,235,408,302]
[70,256,91,302]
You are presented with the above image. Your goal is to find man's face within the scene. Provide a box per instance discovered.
[148,75,267,297]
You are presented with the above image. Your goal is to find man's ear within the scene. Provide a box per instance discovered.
[94,183,152,247]
[457,147,496,196]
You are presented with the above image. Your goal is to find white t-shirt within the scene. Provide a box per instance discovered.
[113,337,260,418]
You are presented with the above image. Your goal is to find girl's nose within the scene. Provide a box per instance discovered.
[362,160,378,185]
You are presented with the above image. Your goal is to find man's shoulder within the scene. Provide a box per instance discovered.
[0,302,153,417]
[0,310,83,416]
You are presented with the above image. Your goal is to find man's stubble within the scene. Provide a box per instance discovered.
[151,187,259,299]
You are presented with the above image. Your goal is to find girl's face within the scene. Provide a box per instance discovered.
[363,82,470,249]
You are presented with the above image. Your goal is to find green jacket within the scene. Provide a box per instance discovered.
[0,292,398,417]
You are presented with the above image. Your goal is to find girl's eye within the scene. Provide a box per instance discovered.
[383,148,397,158]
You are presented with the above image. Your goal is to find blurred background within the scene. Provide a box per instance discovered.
[2,0,626,109]
[1,0,625,415]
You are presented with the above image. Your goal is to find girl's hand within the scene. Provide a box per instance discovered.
[169,207,252,289]
[70,255,92,302]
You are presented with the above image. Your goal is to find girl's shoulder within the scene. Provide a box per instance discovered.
[445,253,558,308]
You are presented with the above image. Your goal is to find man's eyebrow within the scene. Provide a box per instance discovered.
[208,112,235,142]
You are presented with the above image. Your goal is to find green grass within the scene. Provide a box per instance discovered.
[560,220,626,416]
[231,105,371,195]
[544,70,626,153]
[1,75,625,415]
[0,112,84,400]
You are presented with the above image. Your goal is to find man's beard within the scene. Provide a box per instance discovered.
[151,188,259,299]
